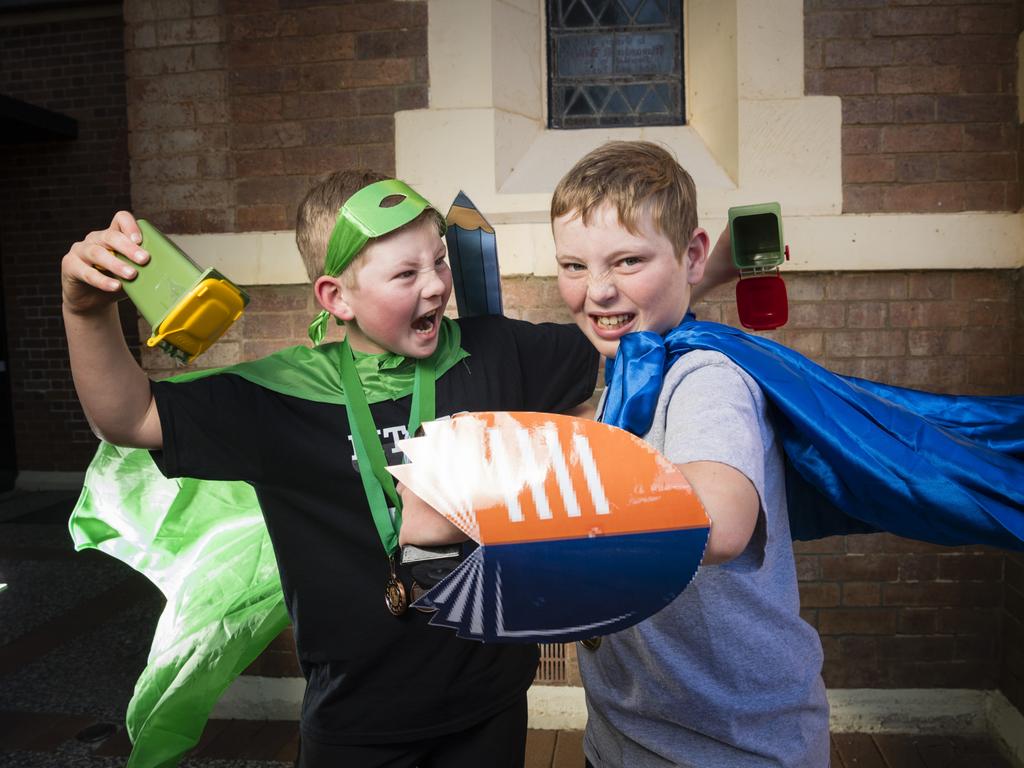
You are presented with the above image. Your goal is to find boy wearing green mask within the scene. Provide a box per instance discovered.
[60,169,599,767]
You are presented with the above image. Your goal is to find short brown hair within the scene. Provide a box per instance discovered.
[295,169,446,286]
[295,169,388,284]
[551,141,697,259]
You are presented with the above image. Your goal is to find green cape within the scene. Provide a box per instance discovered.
[69,319,466,768]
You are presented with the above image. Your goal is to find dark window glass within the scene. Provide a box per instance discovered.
[548,0,684,129]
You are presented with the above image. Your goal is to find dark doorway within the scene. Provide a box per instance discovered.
[0,253,15,492]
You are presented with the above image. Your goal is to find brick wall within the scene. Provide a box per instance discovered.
[805,0,1021,213]
[0,9,134,472]
[124,0,427,236]
[6,0,1021,701]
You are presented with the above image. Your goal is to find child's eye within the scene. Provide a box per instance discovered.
[560,262,586,273]
[617,256,643,268]
[395,270,417,280]
[435,255,449,268]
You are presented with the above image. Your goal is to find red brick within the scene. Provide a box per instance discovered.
[231,94,283,123]
[282,91,358,120]
[959,64,1008,95]
[878,635,955,663]
[772,329,824,358]
[897,608,939,634]
[883,581,1001,608]
[843,184,886,213]
[958,5,1018,35]
[805,11,871,39]
[842,582,882,607]
[901,357,969,392]
[891,37,934,66]
[843,126,882,154]
[799,582,841,608]
[231,121,305,150]
[877,66,959,95]
[234,148,285,177]
[281,145,360,176]
[805,40,824,72]
[825,273,907,300]
[907,273,951,301]
[881,124,962,153]
[355,29,427,60]
[844,154,896,183]
[825,330,906,358]
[889,299,971,328]
[872,7,957,37]
[820,554,900,582]
[893,95,936,123]
[818,608,898,635]
[817,68,876,96]
[155,17,226,47]
[967,299,1014,326]
[824,38,893,68]
[966,181,1013,210]
[894,154,936,182]
[951,271,1014,301]
[229,12,300,40]
[236,204,289,231]
[236,175,311,206]
[937,553,1003,581]
[933,35,1016,65]
[787,302,846,328]
[842,96,894,124]
[963,124,1017,152]
[846,301,888,328]
[883,182,966,212]
[967,355,1012,389]
[936,94,1016,123]
[896,554,939,582]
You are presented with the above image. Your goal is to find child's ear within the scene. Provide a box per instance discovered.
[314,275,355,322]
[684,227,711,285]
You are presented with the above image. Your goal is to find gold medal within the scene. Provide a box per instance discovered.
[385,556,407,616]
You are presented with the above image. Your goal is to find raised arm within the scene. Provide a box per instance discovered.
[61,211,163,449]
[690,225,737,303]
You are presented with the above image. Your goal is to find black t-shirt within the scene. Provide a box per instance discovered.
[151,315,598,746]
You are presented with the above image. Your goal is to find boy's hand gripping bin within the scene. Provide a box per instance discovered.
[116,220,249,363]
[729,203,789,331]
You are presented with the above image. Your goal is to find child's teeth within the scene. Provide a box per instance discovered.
[597,314,631,328]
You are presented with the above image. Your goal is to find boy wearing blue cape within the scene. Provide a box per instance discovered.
[551,140,830,767]
[547,140,1024,768]
[60,169,602,767]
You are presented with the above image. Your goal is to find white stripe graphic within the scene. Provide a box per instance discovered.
[543,426,581,518]
[573,433,610,515]
[516,427,552,520]
[487,427,522,522]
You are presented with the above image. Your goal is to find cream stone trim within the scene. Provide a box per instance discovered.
[163,210,1021,287]
[165,231,310,286]
[212,679,1022,750]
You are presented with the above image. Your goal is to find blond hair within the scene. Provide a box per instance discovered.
[551,141,697,259]
[295,169,387,286]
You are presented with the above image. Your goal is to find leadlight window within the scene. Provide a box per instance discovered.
[547,0,684,130]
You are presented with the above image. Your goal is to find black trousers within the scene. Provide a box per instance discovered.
[296,694,528,768]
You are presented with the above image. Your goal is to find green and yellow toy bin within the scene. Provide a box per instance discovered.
[114,220,249,364]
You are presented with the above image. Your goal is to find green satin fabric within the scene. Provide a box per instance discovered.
[67,319,466,768]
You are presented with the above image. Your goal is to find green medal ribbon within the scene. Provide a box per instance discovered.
[339,337,436,556]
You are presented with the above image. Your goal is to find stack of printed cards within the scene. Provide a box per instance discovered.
[388,412,710,643]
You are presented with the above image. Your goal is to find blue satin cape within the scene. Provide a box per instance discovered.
[601,318,1024,551]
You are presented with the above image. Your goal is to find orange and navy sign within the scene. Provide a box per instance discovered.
[388,412,710,643]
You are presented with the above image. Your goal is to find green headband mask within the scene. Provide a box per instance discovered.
[308,179,445,346]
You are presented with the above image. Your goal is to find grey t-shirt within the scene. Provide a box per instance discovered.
[580,350,829,768]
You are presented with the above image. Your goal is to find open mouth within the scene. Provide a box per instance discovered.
[412,308,441,334]
[591,313,636,332]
